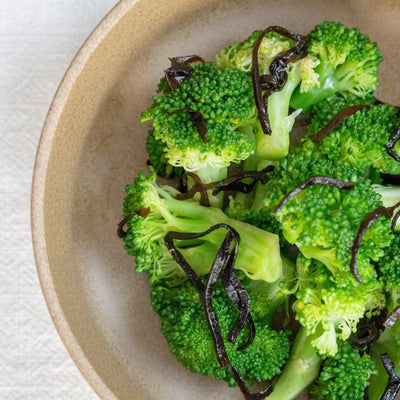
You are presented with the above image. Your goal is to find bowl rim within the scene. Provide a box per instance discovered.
[31,1,139,399]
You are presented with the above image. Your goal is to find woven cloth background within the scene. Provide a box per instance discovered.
[1,1,117,398]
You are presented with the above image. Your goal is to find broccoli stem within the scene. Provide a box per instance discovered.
[255,67,302,160]
[160,193,283,282]
[267,328,323,400]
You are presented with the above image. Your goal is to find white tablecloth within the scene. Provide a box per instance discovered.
[1,1,117,398]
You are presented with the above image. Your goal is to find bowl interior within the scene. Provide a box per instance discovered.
[33,0,400,399]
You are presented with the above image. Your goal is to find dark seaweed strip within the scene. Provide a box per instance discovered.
[116,207,150,238]
[351,311,387,350]
[381,174,400,186]
[164,233,205,292]
[380,353,400,400]
[351,330,381,350]
[231,365,273,400]
[385,122,400,163]
[251,26,307,135]
[213,166,274,196]
[180,172,210,207]
[202,232,237,367]
[364,387,369,400]
[383,306,400,329]
[310,105,370,143]
[352,313,386,350]
[351,201,400,283]
[391,209,400,234]
[169,55,205,66]
[164,223,238,290]
[271,176,355,215]
[164,54,204,90]
[168,108,208,143]
[175,168,274,201]
[219,230,253,347]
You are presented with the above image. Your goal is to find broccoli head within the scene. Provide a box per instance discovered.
[308,340,376,400]
[304,94,400,175]
[122,168,282,284]
[294,255,384,357]
[140,62,256,184]
[262,151,393,284]
[217,29,319,160]
[146,129,183,179]
[150,276,290,387]
[290,21,382,111]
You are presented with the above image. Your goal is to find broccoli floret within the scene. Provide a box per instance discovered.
[122,168,282,284]
[217,30,319,160]
[290,21,382,112]
[308,341,375,400]
[150,276,291,387]
[140,62,257,184]
[304,95,400,175]
[146,129,183,179]
[294,255,384,357]
[262,151,393,284]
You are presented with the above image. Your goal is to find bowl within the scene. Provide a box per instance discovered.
[31,0,400,399]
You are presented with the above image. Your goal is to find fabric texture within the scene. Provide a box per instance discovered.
[0,1,117,398]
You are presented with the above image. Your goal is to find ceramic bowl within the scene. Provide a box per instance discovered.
[32,0,400,399]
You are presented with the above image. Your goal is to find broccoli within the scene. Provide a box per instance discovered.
[146,129,183,179]
[140,62,257,185]
[150,275,291,387]
[303,94,400,175]
[308,341,376,400]
[290,21,382,112]
[122,168,282,284]
[266,328,323,400]
[262,151,393,284]
[293,255,384,357]
[217,30,319,160]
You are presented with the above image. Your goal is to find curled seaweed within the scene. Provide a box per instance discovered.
[252,26,307,135]
[175,167,274,202]
[385,122,400,163]
[164,54,205,90]
[231,365,273,400]
[383,306,400,329]
[380,353,400,400]
[271,176,355,215]
[116,207,150,238]
[310,104,370,143]
[164,224,254,365]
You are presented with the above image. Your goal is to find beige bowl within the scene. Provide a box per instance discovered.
[32,0,400,399]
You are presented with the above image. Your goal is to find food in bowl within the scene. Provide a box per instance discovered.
[118,21,400,400]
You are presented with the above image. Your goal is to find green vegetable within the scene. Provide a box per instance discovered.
[308,341,376,400]
[140,62,257,185]
[304,94,400,175]
[120,20,400,400]
[217,30,319,160]
[150,275,291,386]
[145,129,182,179]
[122,168,282,285]
[290,21,382,111]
